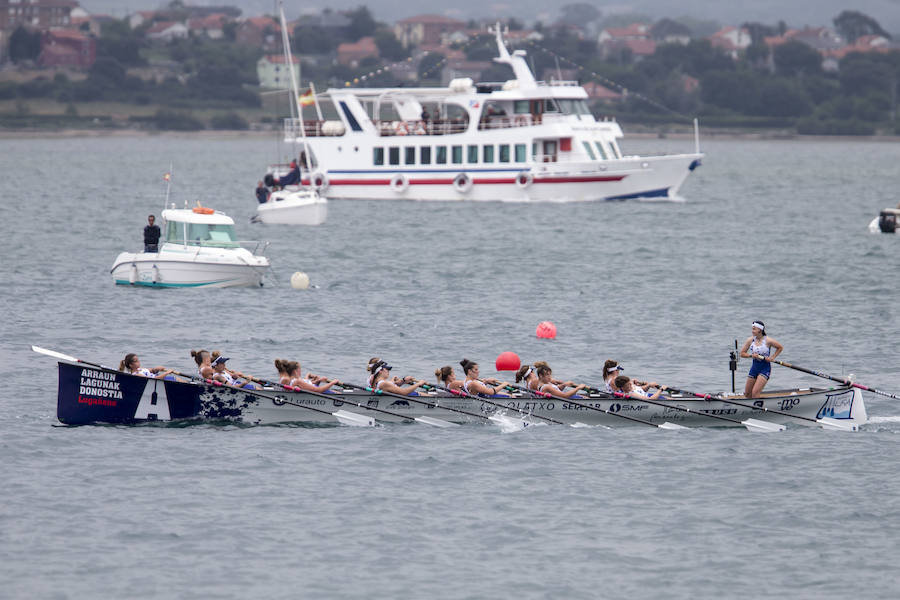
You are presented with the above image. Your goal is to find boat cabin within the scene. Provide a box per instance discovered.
[162,208,240,249]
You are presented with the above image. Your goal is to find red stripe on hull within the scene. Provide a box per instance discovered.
[308,175,630,186]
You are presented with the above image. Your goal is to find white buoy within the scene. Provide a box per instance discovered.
[290,271,310,290]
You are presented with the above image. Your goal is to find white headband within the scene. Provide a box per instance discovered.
[752,322,765,331]
[523,366,533,378]
[606,366,618,373]
[373,365,385,376]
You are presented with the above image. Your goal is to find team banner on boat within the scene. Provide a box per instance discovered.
[817,389,855,420]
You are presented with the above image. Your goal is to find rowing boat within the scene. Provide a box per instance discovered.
[57,361,867,429]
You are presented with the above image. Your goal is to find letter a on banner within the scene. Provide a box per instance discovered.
[134,379,171,421]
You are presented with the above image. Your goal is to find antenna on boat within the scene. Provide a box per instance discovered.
[278,0,313,176]
[162,163,175,212]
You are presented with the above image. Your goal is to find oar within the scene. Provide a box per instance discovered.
[664,385,858,432]
[340,381,534,430]
[246,375,458,428]
[502,382,687,430]
[33,345,115,370]
[771,359,900,400]
[202,377,376,427]
[422,382,565,425]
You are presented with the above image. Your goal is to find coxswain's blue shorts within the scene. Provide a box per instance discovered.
[748,360,771,380]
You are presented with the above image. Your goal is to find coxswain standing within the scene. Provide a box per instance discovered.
[740,320,783,398]
[144,215,161,253]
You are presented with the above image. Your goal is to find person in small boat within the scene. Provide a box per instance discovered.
[120,353,172,379]
[435,365,464,391]
[602,360,625,392]
[369,360,425,395]
[367,356,415,387]
[740,320,784,398]
[276,160,301,187]
[144,215,161,252]
[533,360,579,391]
[256,181,270,204]
[274,359,293,386]
[516,363,540,391]
[287,361,339,393]
[615,375,667,401]
[536,364,585,399]
[210,355,255,388]
[459,359,510,397]
[192,349,215,380]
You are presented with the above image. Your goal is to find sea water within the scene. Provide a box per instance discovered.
[1,134,899,599]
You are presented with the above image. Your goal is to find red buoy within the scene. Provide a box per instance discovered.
[536,321,557,339]
[495,351,521,372]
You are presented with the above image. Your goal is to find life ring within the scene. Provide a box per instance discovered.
[395,121,409,136]
[515,171,533,189]
[453,173,472,194]
[192,206,215,214]
[311,171,329,191]
[389,173,409,193]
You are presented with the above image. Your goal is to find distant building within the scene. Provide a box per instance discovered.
[236,16,281,52]
[128,11,156,30]
[257,54,300,89]
[0,0,77,32]
[395,14,466,48]
[598,23,656,61]
[337,36,378,67]
[709,26,751,59]
[38,27,94,68]
[188,13,230,39]
[582,81,622,103]
[146,21,188,43]
[650,19,691,45]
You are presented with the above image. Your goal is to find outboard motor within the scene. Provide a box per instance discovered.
[878,210,897,233]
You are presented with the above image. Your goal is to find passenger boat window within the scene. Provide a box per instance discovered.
[558,99,592,115]
[544,99,560,113]
[499,144,510,162]
[513,100,529,114]
[515,144,527,162]
[373,147,384,166]
[452,145,463,164]
[389,147,400,165]
[436,146,447,164]
[405,147,416,165]
[420,146,431,165]
[583,141,597,160]
[186,223,239,248]
[594,141,608,160]
[483,145,494,163]
[467,145,478,163]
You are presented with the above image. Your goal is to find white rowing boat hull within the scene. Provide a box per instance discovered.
[56,363,866,429]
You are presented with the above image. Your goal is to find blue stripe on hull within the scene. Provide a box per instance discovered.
[114,279,236,288]
[606,187,671,201]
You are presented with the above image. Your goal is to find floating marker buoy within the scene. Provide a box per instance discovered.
[495,351,521,372]
[290,271,310,290]
[536,321,557,339]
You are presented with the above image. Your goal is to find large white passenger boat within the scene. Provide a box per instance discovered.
[285,27,703,202]
[110,207,271,288]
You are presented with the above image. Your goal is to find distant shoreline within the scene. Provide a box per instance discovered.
[1,127,898,143]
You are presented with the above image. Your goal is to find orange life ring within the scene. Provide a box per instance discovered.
[192,207,215,214]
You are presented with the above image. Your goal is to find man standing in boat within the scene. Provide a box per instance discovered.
[143,215,161,253]
[255,181,270,204]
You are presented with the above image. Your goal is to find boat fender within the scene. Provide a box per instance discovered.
[311,172,329,191]
[879,211,897,233]
[390,173,409,193]
[263,173,275,187]
[192,207,215,214]
[515,171,533,189]
[453,173,472,194]
[395,121,409,136]
[129,263,137,285]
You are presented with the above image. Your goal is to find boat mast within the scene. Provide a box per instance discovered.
[490,22,537,90]
[277,0,312,174]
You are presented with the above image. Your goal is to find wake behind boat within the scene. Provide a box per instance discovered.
[111,206,271,288]
[49,356,866,430]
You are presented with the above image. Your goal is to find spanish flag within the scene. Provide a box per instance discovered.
[299,88,315,107]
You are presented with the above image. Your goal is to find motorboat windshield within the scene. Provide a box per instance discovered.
[165,219,240,248]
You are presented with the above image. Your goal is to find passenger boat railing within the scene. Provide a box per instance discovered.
[284,115,558,138]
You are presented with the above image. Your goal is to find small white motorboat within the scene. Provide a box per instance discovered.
[253,186,327,225]
[111,206,271,288]
[868,207,900,233]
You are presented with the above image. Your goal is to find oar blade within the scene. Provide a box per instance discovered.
[414,416,459,428]
[658,421,689,430]
[742,418,786,433]
[32,346,78,362]
[332,409,376,427]
[817,417,858,432]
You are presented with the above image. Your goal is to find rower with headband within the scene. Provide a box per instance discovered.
[739,320,784,399]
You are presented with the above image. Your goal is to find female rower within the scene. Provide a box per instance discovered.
[459,359,510,397]
[369,360,425,395]
[274,359,293,386]
[516,363,539,391]
[288,361,338,393]
[536,364,585,398]
[739,320,784,398]
[210,355,255,388]
[602,359,624,392]
[191,349,214,380]
[533,360,578,391]
[120,353,173,379]
[435,365,464,391]
[614,375,667,401]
